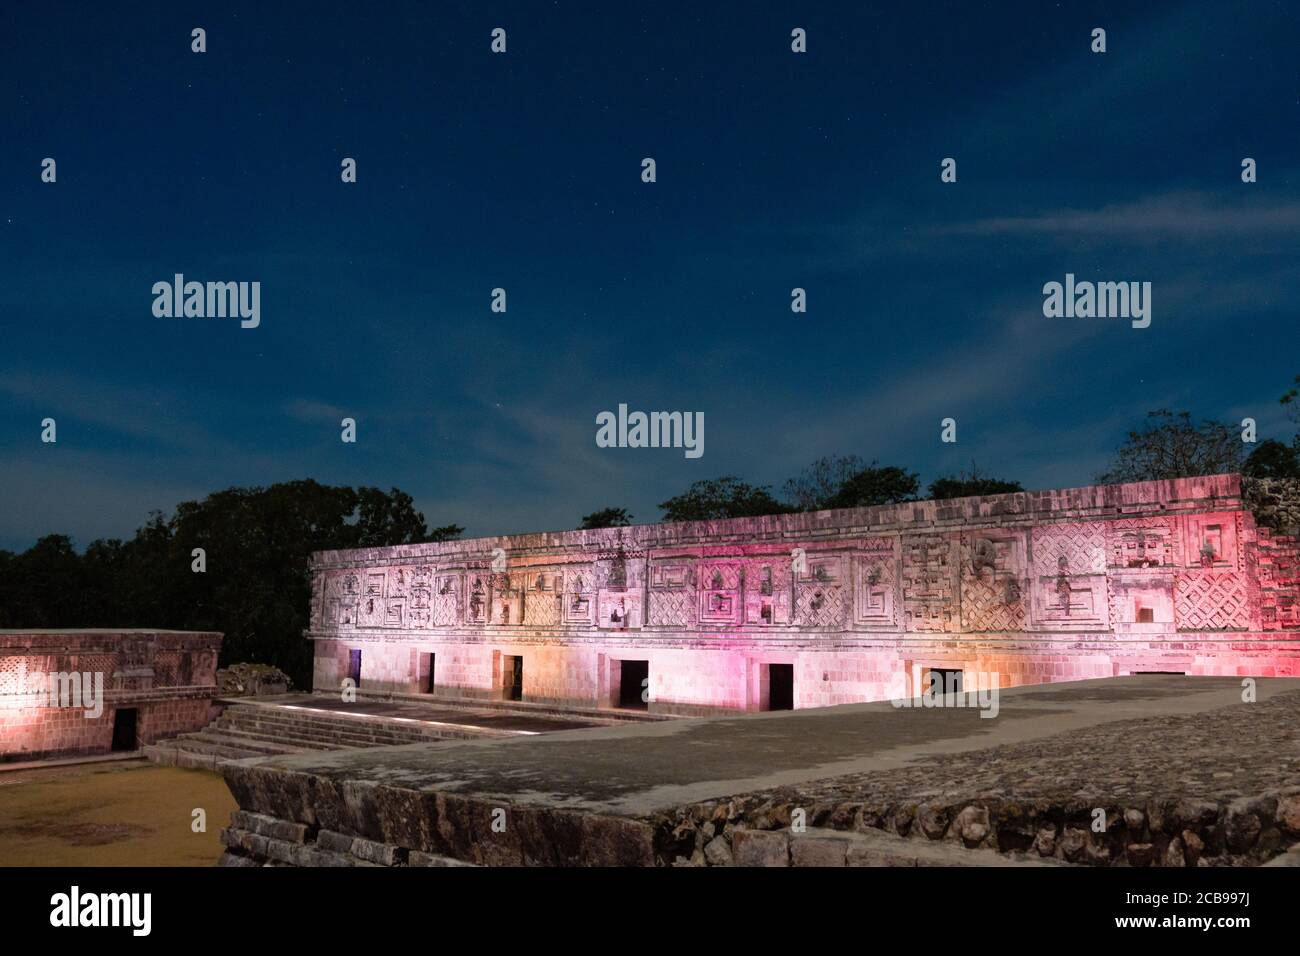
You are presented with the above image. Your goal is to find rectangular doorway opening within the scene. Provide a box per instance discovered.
[348,648,362,686]
[111,708,138,751]
[505,655,523,701]
[767,663,794,711]
[618,659,649,710]
[425,653,436,694]
[928,668,963,695]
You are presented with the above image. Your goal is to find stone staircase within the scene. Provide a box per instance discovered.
[144,702,500,770]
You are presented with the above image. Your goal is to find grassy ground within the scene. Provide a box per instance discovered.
[0,760,237,866]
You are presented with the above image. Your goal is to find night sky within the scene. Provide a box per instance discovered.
[2,1,1298,551]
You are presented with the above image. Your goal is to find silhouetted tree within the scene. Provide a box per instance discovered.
[928,463,1023,499]
[579,507,633,529]
[1281,374,1300,425]
[782,454,867,511]
[659,477,793,522]
[1244,438,1300,478]
[0,481,459,688]
[1097,410,1244,484]
[823,463,920,509]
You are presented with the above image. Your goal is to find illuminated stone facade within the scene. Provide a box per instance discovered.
[0,629,222,761]
[307,474,1300,716]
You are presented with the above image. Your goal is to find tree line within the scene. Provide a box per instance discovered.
[4,387,1297,687]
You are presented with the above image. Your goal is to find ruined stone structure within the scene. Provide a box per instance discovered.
[307,474,1300,716]
[0,629,222,761]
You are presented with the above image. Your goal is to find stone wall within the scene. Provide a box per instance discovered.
[306,474,1300,715]
[1244,476,1300,532]
[0,629,222,761]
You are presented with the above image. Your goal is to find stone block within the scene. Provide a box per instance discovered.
[731,829,789,867]
[791,835,848,867]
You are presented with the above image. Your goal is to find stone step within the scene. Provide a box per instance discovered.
[216,707,498,742]
[161,737,282,762]
[191,727,343,754]
[215,711,457,745]
[209,721,423,751]
[172,730,323,757]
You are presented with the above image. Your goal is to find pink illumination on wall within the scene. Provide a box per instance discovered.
[295,475,1300,715]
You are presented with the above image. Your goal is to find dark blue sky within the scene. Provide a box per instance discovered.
[2,1,1298,551]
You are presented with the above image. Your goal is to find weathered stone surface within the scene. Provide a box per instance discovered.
[731,829,789,867]
[217,851,260,867]
[791,836,848,867]
[951,806,991,847]
[1032,825,1057,857]
[1163,837,1186,868]
[916,803,948,840]
[703,837,733,866]
[1059,827,1088,862]
[219,676,1300,867]
[351,836,404,866]
[1262,844,1300,867]
[1125,843,1156,867]
[408,851,476,867]
[1224,799,1263,852]
[316,830,355,854]
[1277,794,1300,836]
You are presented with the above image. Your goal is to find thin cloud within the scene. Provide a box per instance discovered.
[932,193,1300,241]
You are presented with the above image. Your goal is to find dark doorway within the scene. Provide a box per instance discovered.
[111,708,138,751]
[348,649,362,686]
[425,653,436,694]
[505,655,523,701]
[767,663,794,711]
[618,659,649,709]
[929,668,963,695]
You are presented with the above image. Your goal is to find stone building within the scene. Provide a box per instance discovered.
[306,474,1300,716]
[0,629,222,761]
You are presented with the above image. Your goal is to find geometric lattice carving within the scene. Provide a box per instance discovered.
[433,574,461,626]
[1175,571,1251,630]
[649,589,693,627]
[794,581,846,627]
[522,570,561,627]
[1033,522,1106,575]
[961,572,1027,631]
[647,559,693,626]
[960,532,1027,632]
[794,553,846,628]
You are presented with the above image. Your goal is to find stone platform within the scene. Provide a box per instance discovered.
[219,675,1300,867]
[147,693,610,769]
